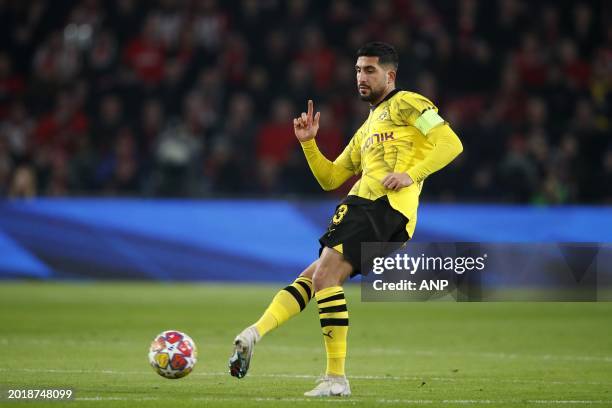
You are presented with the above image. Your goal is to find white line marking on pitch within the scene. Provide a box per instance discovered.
[1,367,610,388]
[71,396,612,405]
[3,338,611,364]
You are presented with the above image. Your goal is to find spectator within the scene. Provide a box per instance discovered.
[152,92,206,197]
[296,27,336,91]
[106,127,140,194]
[256,98,296,192]
[138,98,165,155]
[0,137,14,197]
[92,93,124,153]
[0,53,26,117]
[9,165,37,199]
[1,101,34,160]
[123,15,166,86]
[34,89,89,153]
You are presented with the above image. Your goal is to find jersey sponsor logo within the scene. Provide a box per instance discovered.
[363,132,394,150]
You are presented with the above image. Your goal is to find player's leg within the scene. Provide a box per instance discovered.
[229,260,317,378]
[304,246,353,397]
[252,261,317,338]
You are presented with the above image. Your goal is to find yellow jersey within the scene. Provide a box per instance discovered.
[301,89,463,237]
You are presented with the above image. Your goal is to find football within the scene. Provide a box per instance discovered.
[148,330,197,379]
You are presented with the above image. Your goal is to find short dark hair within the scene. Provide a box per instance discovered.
[356,42,399,70]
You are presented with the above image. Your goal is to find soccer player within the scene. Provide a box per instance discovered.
[229,42,463,397]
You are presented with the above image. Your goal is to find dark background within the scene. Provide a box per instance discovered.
[1,0,610,203]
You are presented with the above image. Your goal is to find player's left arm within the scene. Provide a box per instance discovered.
[406,120,463,183]
[383,96,463,191]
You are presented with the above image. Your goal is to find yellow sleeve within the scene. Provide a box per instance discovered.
[406,123,463,183]
[389,91,441,131]
[300,138,360,191]
[389,91,462,182]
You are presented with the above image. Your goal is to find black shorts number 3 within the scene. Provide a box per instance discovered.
[332,204,348,225]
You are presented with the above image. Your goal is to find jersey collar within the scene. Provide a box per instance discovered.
[370,88,400,111]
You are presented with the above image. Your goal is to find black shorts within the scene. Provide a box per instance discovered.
[319,195,409,276]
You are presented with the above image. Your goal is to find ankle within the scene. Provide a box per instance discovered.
[249,325,262,342]
[325,373,346,379]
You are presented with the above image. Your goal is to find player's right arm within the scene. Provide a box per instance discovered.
[294,100,359,191]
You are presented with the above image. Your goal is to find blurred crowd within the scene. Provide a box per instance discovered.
[0,0,610,203]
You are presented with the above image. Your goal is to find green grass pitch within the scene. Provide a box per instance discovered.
[1,282,611,407]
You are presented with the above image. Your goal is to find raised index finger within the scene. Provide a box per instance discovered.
[307,99,314,120]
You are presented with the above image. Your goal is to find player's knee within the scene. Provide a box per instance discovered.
[312,247,352,291]
[299,260,317,280]
[312,261,341,291]
[312,266,330,292]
